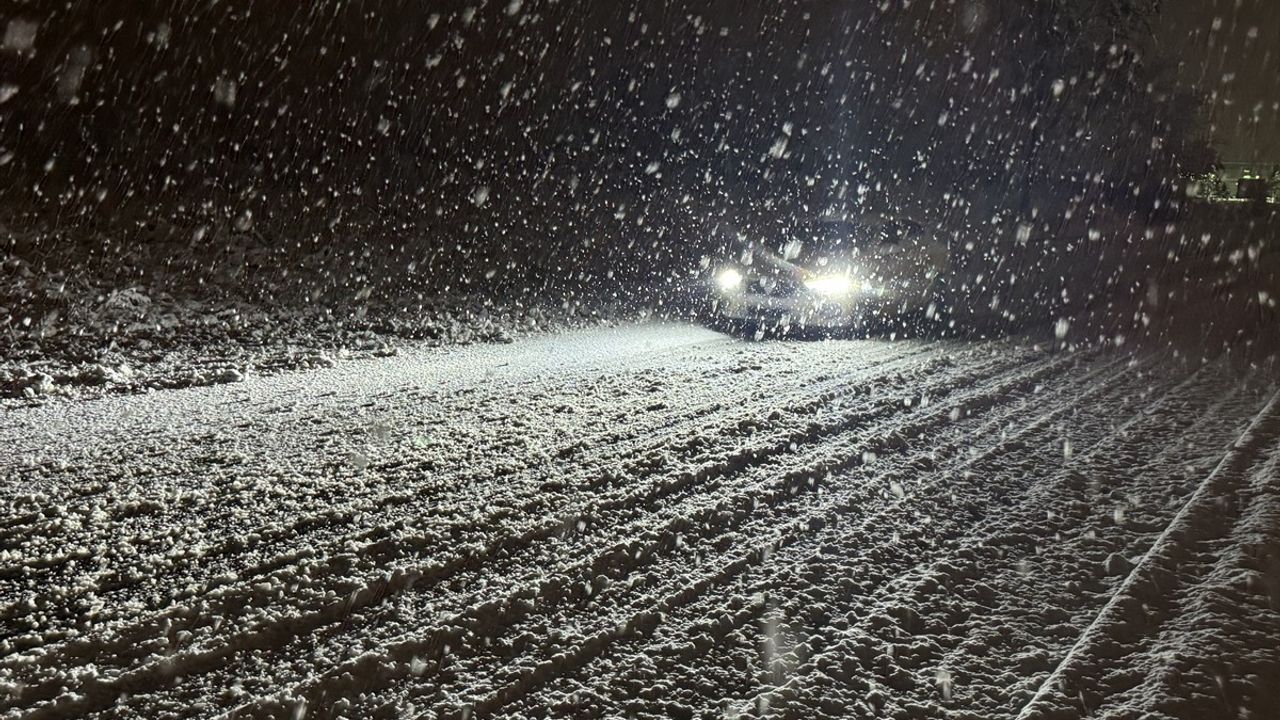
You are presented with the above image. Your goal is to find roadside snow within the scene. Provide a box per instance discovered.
[1,263,641,403]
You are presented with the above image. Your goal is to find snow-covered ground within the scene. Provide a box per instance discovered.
[2,321,1278,719]
[0,270,639,404]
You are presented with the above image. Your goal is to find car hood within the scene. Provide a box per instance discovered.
[741,238,947,279]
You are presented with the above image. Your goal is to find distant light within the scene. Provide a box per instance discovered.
[716,268,743,291]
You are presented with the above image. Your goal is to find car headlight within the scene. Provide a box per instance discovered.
[803,274,854,297]
[715,268,744,292]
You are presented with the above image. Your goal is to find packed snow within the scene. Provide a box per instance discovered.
[2,323,1278,719]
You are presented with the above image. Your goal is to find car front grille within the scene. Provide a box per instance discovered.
[747,275,801,297]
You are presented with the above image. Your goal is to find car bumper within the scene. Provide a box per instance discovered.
[713,291,914,328]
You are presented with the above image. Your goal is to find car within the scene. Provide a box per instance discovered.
[704,214,951,334]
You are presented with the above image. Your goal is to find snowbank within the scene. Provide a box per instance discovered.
[0,257,641,403]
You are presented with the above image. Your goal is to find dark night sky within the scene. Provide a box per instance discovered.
[1157,0,1280,163]
[0,0,1261,242]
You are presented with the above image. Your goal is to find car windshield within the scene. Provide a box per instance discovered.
[778,220,915,265]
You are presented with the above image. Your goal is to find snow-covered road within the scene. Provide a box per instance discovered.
[3,322,1279,719]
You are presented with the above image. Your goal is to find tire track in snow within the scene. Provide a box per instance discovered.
[1081,441,1280,719]
[1,343,1009,717]
[0,329,741,556]
[730,360,1259,720]
[494,352,1204,720]
[933,384,1262,706]
[1014,388,1280,720]
[437,353,1155,719]
[123,348,1043,720]
[0,338,942,630]
[760,372,1268,720]
[0,340,941,634]
[224,350,1109,718]
[4,327,1267,720]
